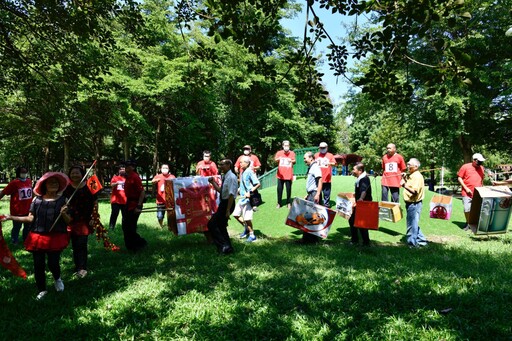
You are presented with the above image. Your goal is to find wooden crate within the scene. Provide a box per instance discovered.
[378,201,403,223]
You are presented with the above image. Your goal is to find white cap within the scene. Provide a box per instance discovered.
[472,153,485,162]
[319,142,328,148]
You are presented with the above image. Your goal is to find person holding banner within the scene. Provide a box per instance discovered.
[297,152,323,244]
[233,156,260,242]
[349,163,372,246]
[457,153,486,231]
[400,158,428,248]
[151,164,175,228]
[1,172,72,300]
[207,159,237,254]
[381,143,407,203]
[109,165,127,230]
[123,160,148,252]
[196,151,219,177]
[64,165,98,278]
[0,166,33,244]
[275,140,296,209]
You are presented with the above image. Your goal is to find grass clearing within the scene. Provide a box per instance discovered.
[1,176,511,339]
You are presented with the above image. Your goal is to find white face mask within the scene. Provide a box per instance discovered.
[243,150,250,155]
[19,173,28,180]
[283,146,290,152]
[161,168,169,175]
[320,148,327,154]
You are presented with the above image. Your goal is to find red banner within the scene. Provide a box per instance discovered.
[86,174,103,195]
[0,219,27,279]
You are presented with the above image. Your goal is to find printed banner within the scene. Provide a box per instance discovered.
[173,176,220,235]
[86,174,103,195]
[0,220,27,279]
[285,197,336,239]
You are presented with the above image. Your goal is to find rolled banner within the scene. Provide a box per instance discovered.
[0,219,27,279]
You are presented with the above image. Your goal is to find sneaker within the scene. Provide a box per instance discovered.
[36,291,48,300]
[246,235,257,243]
[54,278,64,292]
[77,269,88,278]
[239,223,249,239]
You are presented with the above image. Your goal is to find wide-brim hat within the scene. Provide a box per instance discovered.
[33,172,70,196]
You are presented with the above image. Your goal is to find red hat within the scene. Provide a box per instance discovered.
[33,172,70,196]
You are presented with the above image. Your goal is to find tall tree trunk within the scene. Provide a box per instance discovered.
[43,143,50,172]
[457,135,473,163]
[93,134,103,185]
[63,136,70,173]
[152,116,161,174]
[123,132,130,161]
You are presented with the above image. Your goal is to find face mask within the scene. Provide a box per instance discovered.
[283,147,290,152]
[320,148,327,154]
[19,173,28,180]
[243,150,250,155]
[162,168,169,175]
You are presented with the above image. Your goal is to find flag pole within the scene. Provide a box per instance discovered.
[49,160,98,232]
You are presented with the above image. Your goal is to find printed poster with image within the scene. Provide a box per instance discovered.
[172,176,221,235]
[285,197,336,239]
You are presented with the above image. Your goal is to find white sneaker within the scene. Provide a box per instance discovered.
[54,278,64,292]
[36,291,48,300]
[76,269,88,278]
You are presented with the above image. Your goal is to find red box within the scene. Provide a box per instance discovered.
[354,201,379,230]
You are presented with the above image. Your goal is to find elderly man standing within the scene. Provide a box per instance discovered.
[296,151,324,244]
[207,159,237,254]
[314,142,336,207]
[400,158,428,248]
[381,143,407,203]
[123,160,148,252]
[457,153,486,231]
[234,145,261,174]
[233,156,261,242]
[349,162,372,246]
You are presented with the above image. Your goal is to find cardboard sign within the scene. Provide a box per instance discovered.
[468,186,512,235]
[379,201,403,222]
[429,194,452,220]
[335,193,355,219]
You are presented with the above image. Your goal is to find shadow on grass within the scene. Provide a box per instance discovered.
[1,222,512,340]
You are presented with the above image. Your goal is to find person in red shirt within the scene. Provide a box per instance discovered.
[235,145,261,174]
[123,160,147,252]
[457,153,486,230]
[0,166,33,244]
[196,150,218,177]
[109,165,127,230]
[381,143,407,203]
[151,163,176,228]
[275,140,296,209]
[314,142,336,207]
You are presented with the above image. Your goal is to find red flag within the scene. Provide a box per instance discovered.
[87,174,103,195]
[0,220,27,279]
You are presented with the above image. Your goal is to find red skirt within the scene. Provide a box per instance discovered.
[24,231,70,252]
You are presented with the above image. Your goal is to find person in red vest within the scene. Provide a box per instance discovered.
[381,143,407,203]
[314,142,336,207]
[0,166,33,244]
[275,140,296,209]
[109,165,127,230]
[151,164,176,228]
[196,150,218,177]
[123,160,147,252]
[457,153,486,230]
[234,145,261,174]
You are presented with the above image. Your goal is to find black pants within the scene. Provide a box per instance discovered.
[277,179,292,206]
[349,208,370,245]
[71,234,88,271]
[122,209,147,251]
[110,203,126,229]
[322,182,332,207]
[382,186,400,203]
[208,199,234,253]
[33,251,61,292]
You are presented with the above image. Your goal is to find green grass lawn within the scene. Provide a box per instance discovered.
[1,176,511,340]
